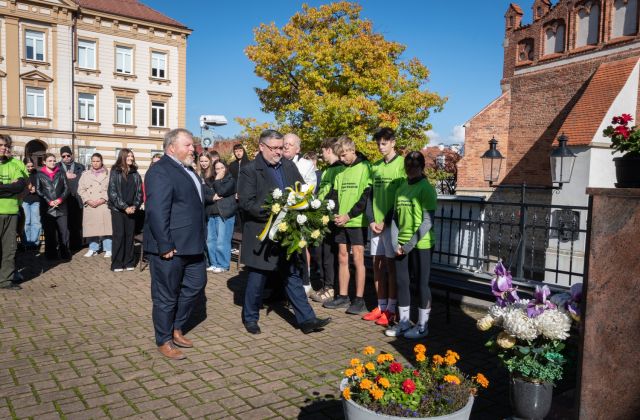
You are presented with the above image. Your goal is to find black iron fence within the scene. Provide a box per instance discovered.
[432,196,588,289]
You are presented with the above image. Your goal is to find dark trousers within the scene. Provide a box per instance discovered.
[149,253,207,346]
[111,210,136,270]
[319,234,338,290]
[395,248,432,308]
[0,214,18,286]
[243,263,316,326]
[67,196,83,250]
[42,213,69,258]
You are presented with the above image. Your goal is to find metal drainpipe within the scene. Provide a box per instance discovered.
[71,14,77,153]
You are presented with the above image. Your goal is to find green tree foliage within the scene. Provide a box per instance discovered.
[240,2,446,158]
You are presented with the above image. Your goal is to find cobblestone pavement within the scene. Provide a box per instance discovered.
[1,250,521,419]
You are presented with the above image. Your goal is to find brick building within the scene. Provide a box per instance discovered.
[459,0,639,207]
[0,0,191,174]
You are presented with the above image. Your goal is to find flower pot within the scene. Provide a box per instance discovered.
[614,155,640,188]
[509,376,553,420]
[341,395,474,420]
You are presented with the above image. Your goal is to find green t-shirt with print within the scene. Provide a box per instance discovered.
[334,159,371,228]
[317,162,345,200]
[0,157,28,215]
[395,177,437,249]
[370,154,405,223]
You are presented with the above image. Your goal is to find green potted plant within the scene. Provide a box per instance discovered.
[340,344,488,419]
[602,113,640,187]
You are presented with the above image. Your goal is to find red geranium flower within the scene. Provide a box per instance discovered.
[615,125,631,139]
[389,362,403,374]
[413,370,420,377]
[621,113,634,124]
[402,379,416,394]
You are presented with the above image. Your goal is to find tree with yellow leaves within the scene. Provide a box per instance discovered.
[239,2,446,158]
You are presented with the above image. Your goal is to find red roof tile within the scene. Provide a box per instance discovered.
[508,3,524,15]
[559,56,639,146]
[75,0,187,29]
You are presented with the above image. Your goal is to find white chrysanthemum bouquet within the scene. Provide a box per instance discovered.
[259,182,335,259]
[477,261,581,384]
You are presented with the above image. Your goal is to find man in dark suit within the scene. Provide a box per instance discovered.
[144,128,207,360]
[238,129,331,335]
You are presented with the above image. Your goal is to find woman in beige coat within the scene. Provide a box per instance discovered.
[78,153,113,257]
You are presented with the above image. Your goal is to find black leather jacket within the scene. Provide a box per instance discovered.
[107,167,143,212]
[36,168,70,217]
[204,174,237,219]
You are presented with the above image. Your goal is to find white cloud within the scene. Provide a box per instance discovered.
[450,125,465,143]
[425,129,442,144]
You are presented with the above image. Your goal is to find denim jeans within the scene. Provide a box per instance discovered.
[206,215,235,270]
[88,236,112,252]
[21,201,41,247]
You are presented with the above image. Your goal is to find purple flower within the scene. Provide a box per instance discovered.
[526,285,557,318]
[491,261,519,307]
[566,283,582,321]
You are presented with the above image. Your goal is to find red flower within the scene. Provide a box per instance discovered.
[614,125,631,139]
[389,362,403,374]
[621,113,634,124]
[402,379,416,394]
[413,370,420,377]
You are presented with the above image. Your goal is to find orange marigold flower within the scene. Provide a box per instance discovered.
[444,374,461,385]
[365,362,376,372]
[414,344,426,354]
[416,353,426,362]
[376,354,387,364]
[359,379,373,390]
[355,366,365,378]
[350,358,361,367]
[344,368,355,377]
[342,387,351,400]
[377,377,391,388]
[363,346,376,356]
[473,373,489,388]
[370,386,384,400]
[384,353,394,362]
[432,355,444,365]
[444,350,460,365]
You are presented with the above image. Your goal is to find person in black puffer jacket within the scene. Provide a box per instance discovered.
[36,153,70,259]
[204,160,237,273]
[108,148,143,272]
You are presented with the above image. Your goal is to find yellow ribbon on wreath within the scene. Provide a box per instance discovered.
[257,182,316,242]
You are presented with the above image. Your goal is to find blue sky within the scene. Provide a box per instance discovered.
[144,1,534,144]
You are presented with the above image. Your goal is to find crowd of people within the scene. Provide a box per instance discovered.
[0,126,438,359]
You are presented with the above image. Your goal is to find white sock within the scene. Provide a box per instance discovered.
[304,284,312,293]
[378,299,387,311]
[398,306,410,323]
[387,299,397,313]
[418,307,431,329]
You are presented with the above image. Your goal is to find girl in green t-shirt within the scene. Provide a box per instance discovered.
[385,151,437,339]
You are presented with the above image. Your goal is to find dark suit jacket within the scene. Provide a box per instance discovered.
[238,153,303,271]
[143,155,205,256]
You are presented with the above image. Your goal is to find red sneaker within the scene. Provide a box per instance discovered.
[375,311,395,327]
[362,307,382,321]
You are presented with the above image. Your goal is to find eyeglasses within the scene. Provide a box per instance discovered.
[261,142,284,152]
[61,154,71,158]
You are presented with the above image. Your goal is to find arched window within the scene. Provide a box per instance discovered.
[576,2,600,47]
[517,38,535,62]
[612,0,638,38]
[545,23,566,54]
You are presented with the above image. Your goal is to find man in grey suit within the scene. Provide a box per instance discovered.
[237,129,331,335]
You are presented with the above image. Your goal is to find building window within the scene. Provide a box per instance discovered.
[78,93,96,122]
[26,87,46,117]
[544,23,566,54]
[151,52,167,78]
[25,30,45,61]
[613,0,638,38]
[576,3,600,47]
[151,102,166,127]
[115,46,133,74]
[78,40,96,69]
[517,38,535,62]
[116,98,133,125]
[77,146,96,168]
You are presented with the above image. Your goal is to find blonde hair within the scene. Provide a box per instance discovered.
[333,135,355,155]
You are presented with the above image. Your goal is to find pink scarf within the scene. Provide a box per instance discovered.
[41,165,60,181]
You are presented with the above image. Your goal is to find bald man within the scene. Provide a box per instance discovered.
[283,133,317,187]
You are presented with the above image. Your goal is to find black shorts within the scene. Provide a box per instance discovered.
[334,227,368,246]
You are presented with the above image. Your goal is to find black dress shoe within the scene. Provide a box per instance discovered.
[300,317,331,334]
[0,283,22,290]
[244,322,261,335]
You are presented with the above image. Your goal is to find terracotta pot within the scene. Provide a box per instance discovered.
[614,154,640,188]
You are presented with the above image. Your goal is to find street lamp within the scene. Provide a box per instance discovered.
[480,137,504,186]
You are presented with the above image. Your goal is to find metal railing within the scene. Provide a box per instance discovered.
[432,196,588,289]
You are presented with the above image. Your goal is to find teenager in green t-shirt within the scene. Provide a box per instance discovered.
[385,151,437,340]
[323,136,371,315]
[362,128,405,327]
[308,137,345,303]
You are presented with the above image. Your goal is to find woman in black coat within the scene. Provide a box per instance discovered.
[36,153,70,259]
[108,148,143,272]
[204,160,237,272]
